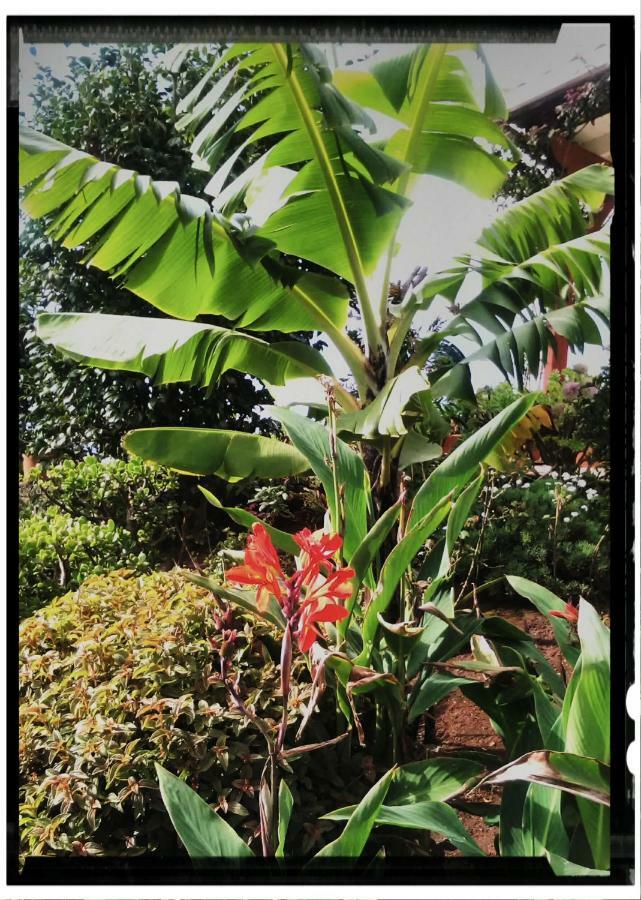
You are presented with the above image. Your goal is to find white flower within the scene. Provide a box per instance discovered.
[523,483,530,489]
[571,511,579,517]
[586,488,598,500]
[566,485,577,493]
[561,472,571,482]
[542,514,551,520]
[563,517,570,523]
[581,504,588,511]
[515,478,522,486]
[577,479,587,488]
[550,471,559,479]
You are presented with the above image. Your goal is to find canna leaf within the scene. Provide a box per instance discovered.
[276,778,294,858]
[408,394,538,526]
[323,799,484,856]
[155,763,254,860]
[198,486,299,555]
[312,766,396,859]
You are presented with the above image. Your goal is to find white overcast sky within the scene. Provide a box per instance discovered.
[19,23,610,393]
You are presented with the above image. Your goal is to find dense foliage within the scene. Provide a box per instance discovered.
[453,471,609,607]
[19,456,209,616]
[19,570,290,858]
[19,513,147,618]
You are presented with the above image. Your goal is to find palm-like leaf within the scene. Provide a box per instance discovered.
[179,44,409,277]
[430,295,609,397]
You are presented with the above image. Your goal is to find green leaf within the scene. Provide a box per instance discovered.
[276,778,294,858]
[323,800,484,856]
[386,126,513,198]
[336,47,516,198]
[506,575,580,668]
[398,431,442,470]
[312,766,396,859]
[546,851,609,877]
[386,755,485,805]
[198,486,299,555]
[270,407,369,561]
[521,783,569,859]
[338,500,402,640]
[442,469,484,572]
[19,126,352,338]
[408,671,476,723]
[355,493,452,665]
[337,366,431,439]
[434,294,609,395]
[36,312,332,388]
[563,598,610,870]
[186,574,286,629]
[409,394,537,526]
[155,763,254,860]
[123,427,309,481]
[184,42,408,320]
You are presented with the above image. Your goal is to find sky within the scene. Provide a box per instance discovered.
[19,24,611,397]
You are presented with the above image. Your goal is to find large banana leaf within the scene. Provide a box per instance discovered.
[416,165,613,308]
[35,312,332,388]
[19,126,350,336]
[408,165,612,389]
[335,45,517,199]
[123,427,310,480]
[178,43,410,301]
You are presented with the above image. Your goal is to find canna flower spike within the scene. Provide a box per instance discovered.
[226,524,354,652]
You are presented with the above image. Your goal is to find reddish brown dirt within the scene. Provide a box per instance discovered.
[428,604,568,857]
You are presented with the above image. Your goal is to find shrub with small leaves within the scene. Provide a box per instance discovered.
[23,456,184,550]
[19,569,306,862]
[18,511,149,618]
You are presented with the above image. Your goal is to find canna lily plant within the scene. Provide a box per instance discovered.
[19,40,613,864]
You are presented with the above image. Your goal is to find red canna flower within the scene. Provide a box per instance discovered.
[226,523,286,610]
[226,523,353,652]
[549,601,579,624]
[293,528,342,569]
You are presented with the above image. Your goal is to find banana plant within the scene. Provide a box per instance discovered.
[19,42,611,520]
